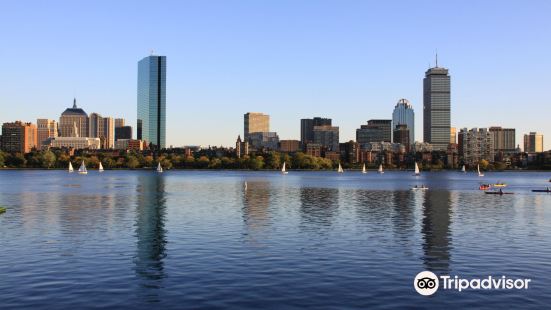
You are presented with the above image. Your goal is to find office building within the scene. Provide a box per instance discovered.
[244,112,270,139]
[137,55,167,149]
[300,117,332,146]
[247,132,279,150]
[1,121,37,153]
[49,137,101,150]
[423,61,451,150]
[450,127,456,144]
[393,124,410,150]
[59,98,88,137]
[356,120,392,146]
[458,128,494,165]
[37,119,58,147]
[115,126,133,140]
[313,125,339,151]
[489,127,515,154]
[524,132,544,153]
[392,99,414,143]
[89,113,115,149]
[115,139,144,151]
[115,118,125,128]
[279,140,300,152]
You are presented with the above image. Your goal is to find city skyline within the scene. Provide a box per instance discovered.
[1,1,550,150]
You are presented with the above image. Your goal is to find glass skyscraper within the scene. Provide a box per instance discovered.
[423,65,451,150]
[392,99,415,144]
[137,55,166,149]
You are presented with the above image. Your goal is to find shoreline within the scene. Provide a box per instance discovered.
[0,168,549,172]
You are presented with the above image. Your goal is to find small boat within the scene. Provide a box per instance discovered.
[461,165,466,173]
[493,182,507,187]
[337,163,344,173]
[532,188,551,193]
[485,190,514,195]
[281,162,288,174]
[156,162,163,173]
[78,161,87,174]
[378,164,384,174]
[479,184,491,190]
[362,163,367,174]
[411,185,428,190]
[98,162,104,172]
[478,164,484,177]
[413,162,420,176]
[68,162,74,173]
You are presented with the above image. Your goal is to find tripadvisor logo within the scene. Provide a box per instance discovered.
[414,271,532,296]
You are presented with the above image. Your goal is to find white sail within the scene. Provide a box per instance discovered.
[68,162,74,172]
[414,162,420,175]
[338,163,344,173]
[478,164,484,177]
[362,163,366,174]
[78,161,87,174]
[281,162,288,174]
[99,162,104,172]
[461,165,466,173]
[157,162,163,173]
[378,164,384,174]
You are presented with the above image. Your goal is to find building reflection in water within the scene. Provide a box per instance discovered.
[391,190,416,247]
[241,180,272,241]
[134,174,167,301]
[299,187,339,232]
[421,190,453,273]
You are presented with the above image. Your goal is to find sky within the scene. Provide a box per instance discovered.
[1,0,550,150]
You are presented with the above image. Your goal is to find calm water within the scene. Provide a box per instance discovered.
[1,170,550,309]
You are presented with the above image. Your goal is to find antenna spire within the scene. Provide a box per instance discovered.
[435,50,438,68]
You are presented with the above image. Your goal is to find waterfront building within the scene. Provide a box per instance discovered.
[235,135,249,158]
[115,126,133,140]
[244,112,269,140]
[339,140,360,164]
[115,118,125,128]
[89,113,115,149]
[356,120,392,147]
[247,132,279,151]
[300,117,332,146]
[524,132,544,153]
[412,142,433,153]
[49,137,101,150]
[37,119,58,147]
[393,124,410,151]
[392,99,414,143]
[313,125,339,151]
[423,61,451,150]
[137,55,167,149]
[115,139,144,151]
[458,128,494,165]
[279,140,300,152]
[59,98,88,137]
[489,127,516,154]
[306,143,322,157]
[450,127,456,144]
[1,121,37,153]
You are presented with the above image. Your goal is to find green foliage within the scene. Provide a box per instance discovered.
[42,150,56,168]
[126,155,139,169]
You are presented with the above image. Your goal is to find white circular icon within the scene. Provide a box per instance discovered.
[414,271,439,296]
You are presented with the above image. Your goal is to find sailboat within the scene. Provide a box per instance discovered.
[461,165,466,173]
[477,164,484,177]
[281,162,288,174]
[98,162,104,172]
[68,162,74,173]
[378,164,384,174]
[157,162,163,173]
[78,161,87,175]
[362,163,367,174]
[337,163,344,173]
[414,162,420,176]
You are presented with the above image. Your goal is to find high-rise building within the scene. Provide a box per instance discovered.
[37,119,58,147]
[393,124,411,150]
[1,121,37,153]
[115,126,133,140]
[89,113,115,149]
[489,127,515,154]
[115,118,125,128]
[137,55,167,149]
[247,132,279,151]
[300,117,332,146]
[392,99,414,143]
[313,125,339,151]
[244,112,270,139]
[524,132,544,153]
[423,61,451,150]
[59,98,88,137]
[458,128,494,165]
[450,127,456,144]
[279,140,300,152]
[356,119,392,147]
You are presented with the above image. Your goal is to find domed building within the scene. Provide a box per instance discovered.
[59,98,88,137]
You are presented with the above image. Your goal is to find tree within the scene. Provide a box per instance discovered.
[249,156,264,170]
[197,156,210,168]
[0,151,5,167]
[479,159,489,170]
[266,151,281,169]
[126,155,139,169]
[42,150,56,168]
[6,153,26,167]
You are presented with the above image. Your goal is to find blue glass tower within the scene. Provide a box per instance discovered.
[137,55,166,149]
[392,99,415,143]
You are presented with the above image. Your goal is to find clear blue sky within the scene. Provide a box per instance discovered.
[1,0,550,150]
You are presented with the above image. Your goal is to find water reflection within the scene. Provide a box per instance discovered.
[299,187,339,232]
[421,190,452,273]
[241,180,271,238]
[134,174,167,301]
[391,190,416,247]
